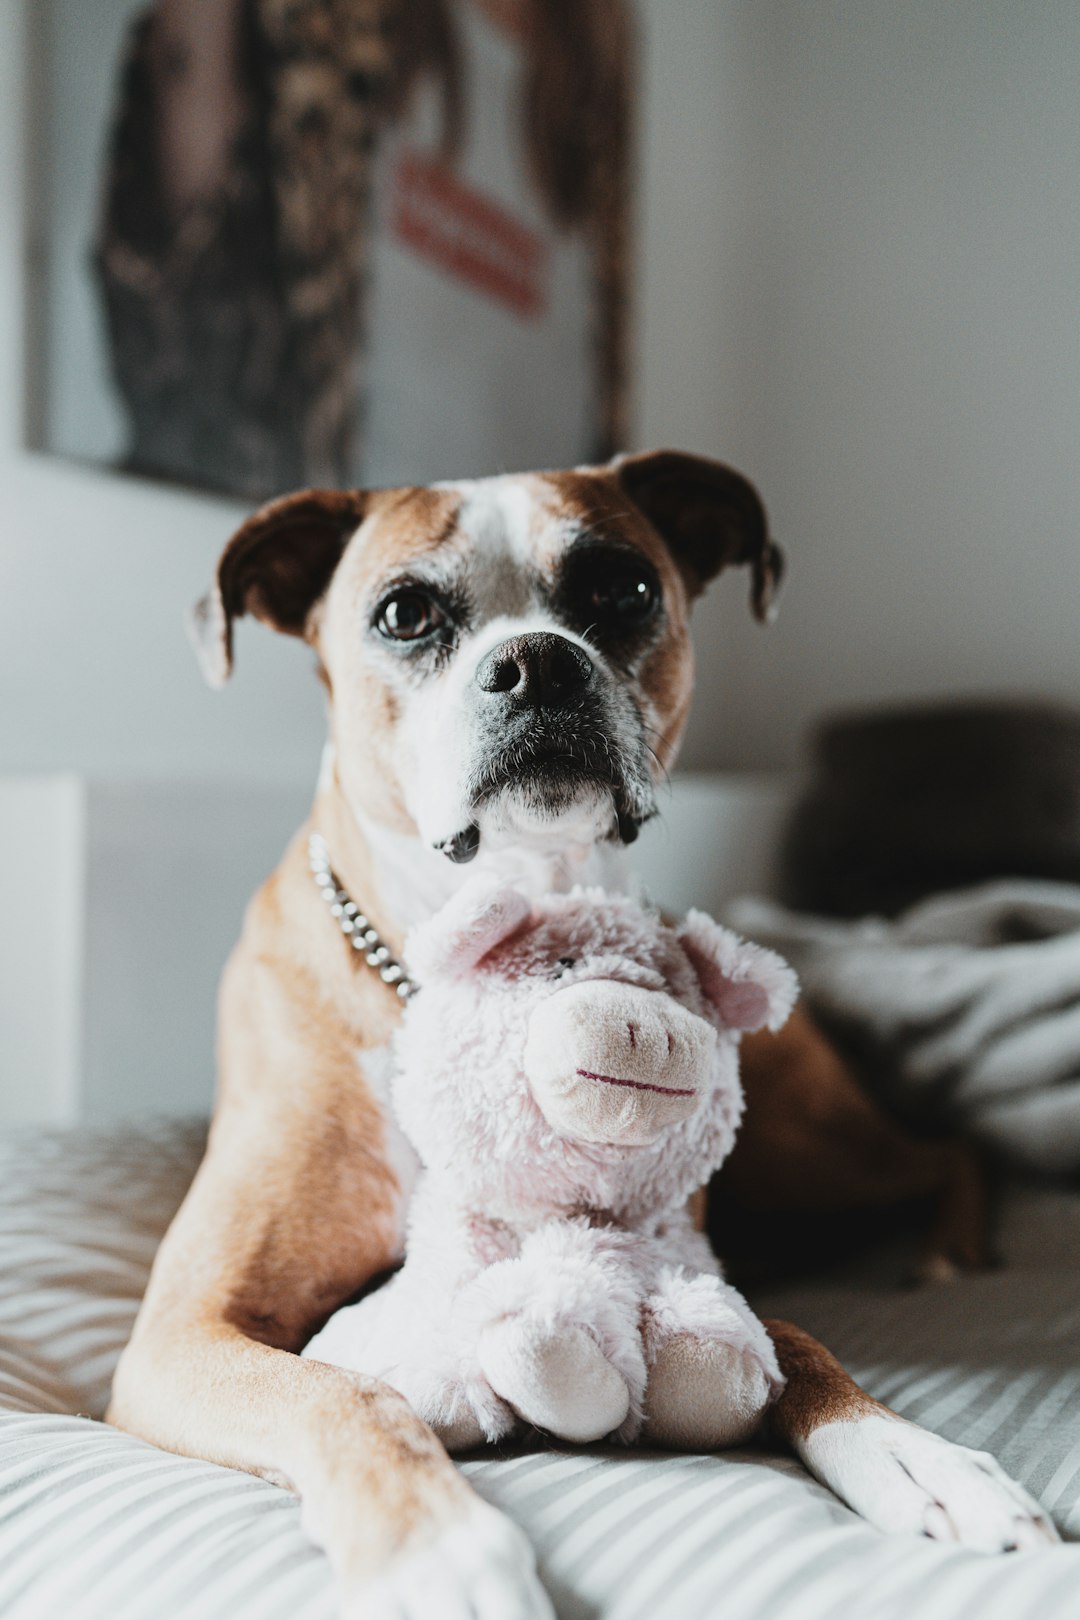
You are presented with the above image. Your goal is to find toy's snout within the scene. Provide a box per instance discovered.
[523,979,717,1147]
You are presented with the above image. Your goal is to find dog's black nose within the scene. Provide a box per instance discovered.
[475,633,594,708]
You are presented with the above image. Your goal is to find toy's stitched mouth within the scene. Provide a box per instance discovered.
[576,1068,696,1098]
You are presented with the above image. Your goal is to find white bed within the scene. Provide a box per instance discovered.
[1,1120,1078,1620]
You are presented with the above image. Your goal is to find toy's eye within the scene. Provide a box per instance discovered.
[553,957,577,978]
[375,588,449,643]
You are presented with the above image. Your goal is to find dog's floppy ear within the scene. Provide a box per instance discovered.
[677,911,798,1033]
[405,884,534,983]
[612,450,784,619]
[190,489,369,687]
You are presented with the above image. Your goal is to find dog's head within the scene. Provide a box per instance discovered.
[192,452,783,859]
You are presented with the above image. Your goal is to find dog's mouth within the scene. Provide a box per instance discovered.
[473,736,607,806]
[442,723,656,861]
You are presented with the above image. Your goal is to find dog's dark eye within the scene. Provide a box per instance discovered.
[376,589,447,643]
[564,552,660,635]
[553,957,577,978]
[591,565,656,622]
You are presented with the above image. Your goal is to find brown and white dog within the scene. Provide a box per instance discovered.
[107,452,1056,1619]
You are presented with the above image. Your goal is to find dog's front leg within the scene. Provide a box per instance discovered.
[113,1316,549,1618]
[763,1318,1058,1552]
[107,949,553,1619]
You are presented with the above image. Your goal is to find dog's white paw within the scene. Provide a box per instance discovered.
[479,1319,630,1442]
[644,1333,773,1449]
[801,1412,1059,1552]
[347,1500,555,1620]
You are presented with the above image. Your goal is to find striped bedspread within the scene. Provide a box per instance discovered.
[1,1122,1078,1620]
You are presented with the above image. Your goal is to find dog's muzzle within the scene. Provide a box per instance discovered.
[435,632,656,862]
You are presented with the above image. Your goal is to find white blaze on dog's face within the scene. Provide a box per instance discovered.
[191,454,783,864]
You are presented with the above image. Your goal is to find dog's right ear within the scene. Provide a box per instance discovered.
[190,489,369,687]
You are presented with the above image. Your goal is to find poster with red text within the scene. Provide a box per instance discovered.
[37,0,636,499]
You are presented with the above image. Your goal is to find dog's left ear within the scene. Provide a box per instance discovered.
[190,489,369,688]
[612,450,784,619]
[677,911,798,1033]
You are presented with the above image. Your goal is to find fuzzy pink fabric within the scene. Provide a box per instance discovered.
[304,885,797,1448]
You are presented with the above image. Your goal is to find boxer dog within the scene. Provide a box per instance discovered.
[107,452,1056,1619]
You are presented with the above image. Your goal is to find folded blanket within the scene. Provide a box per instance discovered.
[727,881,1080,1174]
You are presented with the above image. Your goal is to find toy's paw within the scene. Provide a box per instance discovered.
[384,1363,515,1452]
[800,1412,1059,1552]
[479,1320,630,1443]
[345,1499,555,1620]
[644,1332,773,1449]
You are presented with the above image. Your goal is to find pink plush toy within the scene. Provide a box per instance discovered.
[304,884,798,1451]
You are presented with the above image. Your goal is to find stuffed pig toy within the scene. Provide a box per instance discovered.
[304,884,797,1451]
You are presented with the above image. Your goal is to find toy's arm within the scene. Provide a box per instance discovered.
[455,1217,650,1445]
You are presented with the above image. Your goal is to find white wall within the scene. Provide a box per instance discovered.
[80,782,309,1122]
[636,0,1080,769]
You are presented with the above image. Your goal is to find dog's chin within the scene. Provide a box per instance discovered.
[476,776,618,851]
[434,772,649,865]
[431,731,657,863]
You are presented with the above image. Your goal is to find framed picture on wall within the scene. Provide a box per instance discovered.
[33,0,636,501]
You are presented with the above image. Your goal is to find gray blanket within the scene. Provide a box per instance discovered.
[727,881,1080,1173]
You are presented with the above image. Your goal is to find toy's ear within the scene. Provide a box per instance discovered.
[190,489,369,687]
[677,911,798,1033]
[405,884,533,982]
